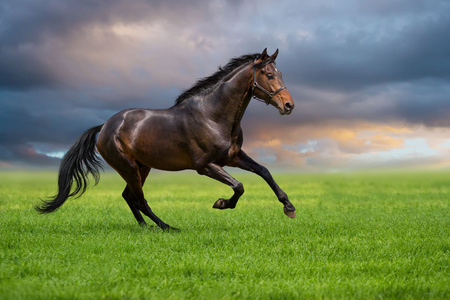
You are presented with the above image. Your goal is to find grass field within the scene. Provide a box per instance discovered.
[0,170,449,299]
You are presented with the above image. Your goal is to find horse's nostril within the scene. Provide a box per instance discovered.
[285,102,294,111]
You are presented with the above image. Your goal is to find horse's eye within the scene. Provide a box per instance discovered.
[267,74,274,80]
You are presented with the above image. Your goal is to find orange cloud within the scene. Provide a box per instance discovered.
[244,121,450,171]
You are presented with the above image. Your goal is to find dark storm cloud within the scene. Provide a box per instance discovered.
[0,0,226,45]
[284,14,450,91]
[0,0,247,90]
[1,0,450,168]
[280,0,450,90]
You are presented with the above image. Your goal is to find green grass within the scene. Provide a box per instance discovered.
[0,170,449,299]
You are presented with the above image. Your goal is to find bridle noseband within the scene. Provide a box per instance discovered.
[252,65,287,105]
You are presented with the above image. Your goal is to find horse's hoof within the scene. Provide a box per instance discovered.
[284,207,296,218]
[213,198,226,209]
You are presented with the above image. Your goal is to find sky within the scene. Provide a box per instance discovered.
[1,0,450,172]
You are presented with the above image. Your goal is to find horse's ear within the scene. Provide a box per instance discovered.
[260,48,268,61]
[270,49,279,61]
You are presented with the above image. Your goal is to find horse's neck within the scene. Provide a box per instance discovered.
[209,63,253,127]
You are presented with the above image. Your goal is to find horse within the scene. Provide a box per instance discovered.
[36,48,296,231]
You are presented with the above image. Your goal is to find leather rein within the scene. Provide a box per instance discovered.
[251,64,287,105]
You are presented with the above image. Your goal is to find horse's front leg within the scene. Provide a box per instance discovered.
[197,163,244,209]
[228,150,296,218]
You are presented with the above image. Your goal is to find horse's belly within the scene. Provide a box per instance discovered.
[132,142,194,171]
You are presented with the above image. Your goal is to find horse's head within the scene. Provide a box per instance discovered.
[252,48,294,115]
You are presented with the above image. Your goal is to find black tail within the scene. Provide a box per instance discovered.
[36,125,104,214]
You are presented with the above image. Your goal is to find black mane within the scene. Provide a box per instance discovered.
[174,53,262,105]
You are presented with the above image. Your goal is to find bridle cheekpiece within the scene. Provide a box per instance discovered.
[251,62,287,105]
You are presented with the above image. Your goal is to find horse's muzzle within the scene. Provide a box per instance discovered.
[278,100,294,115]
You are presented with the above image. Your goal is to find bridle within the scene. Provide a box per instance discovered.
[251,63,287,105]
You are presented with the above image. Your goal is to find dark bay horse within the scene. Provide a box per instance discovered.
[36,48,296,231]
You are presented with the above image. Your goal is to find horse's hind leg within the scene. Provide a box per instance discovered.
[130,182,178,231]
[122,164,151,226]
[123,185,146,225]
[111,156,176,231]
